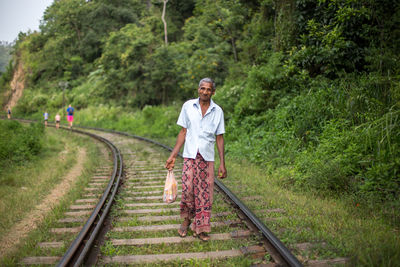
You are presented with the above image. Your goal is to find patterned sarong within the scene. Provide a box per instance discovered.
[180,152,214,234]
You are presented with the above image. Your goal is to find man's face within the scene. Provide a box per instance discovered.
[198,82,215,102]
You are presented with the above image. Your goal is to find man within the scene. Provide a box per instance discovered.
[66,104,74,128]
[165,78,227,241]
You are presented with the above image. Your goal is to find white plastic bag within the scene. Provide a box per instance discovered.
[163,170,177,203]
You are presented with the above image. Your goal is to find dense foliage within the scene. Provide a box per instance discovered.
[0,42,13,106]
[0,120,44,180]
[2,0,400,204]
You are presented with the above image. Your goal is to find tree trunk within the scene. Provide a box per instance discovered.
[161,0,168,46]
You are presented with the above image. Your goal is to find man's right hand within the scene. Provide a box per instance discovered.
[165,157,176,170]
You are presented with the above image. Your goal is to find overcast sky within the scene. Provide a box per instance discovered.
[0,0,54,43]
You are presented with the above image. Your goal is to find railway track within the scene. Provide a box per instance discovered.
[19,126,122,266]
[12,122,302,266]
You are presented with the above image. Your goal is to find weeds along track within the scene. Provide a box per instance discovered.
[17,123,301,266]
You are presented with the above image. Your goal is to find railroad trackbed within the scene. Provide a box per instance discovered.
[91,131,269,266]
[17,125,302,266]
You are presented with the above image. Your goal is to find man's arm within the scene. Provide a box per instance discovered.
[165,127,187,170]
[216,134,227,178]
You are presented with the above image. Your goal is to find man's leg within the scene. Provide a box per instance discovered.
[191,153,214,237]
[179,158,195,236]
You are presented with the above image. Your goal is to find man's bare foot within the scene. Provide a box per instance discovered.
[193,232,210,241]
[178,218,190,238]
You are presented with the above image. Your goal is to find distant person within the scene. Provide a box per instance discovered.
[7,107,11,119]
[66,104,74,128]
[43,111,49,127]
[55,114,61,129]
[165,78,226,242]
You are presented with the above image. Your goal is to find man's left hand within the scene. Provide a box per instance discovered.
[217,164,227,179]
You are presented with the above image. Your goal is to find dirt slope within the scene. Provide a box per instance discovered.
[5,60,25,109]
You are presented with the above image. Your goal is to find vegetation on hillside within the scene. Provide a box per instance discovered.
[0,42,12,73]
[1,0,399,206]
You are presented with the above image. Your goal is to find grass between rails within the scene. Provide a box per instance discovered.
[102,238,256,255]
[0,127,110,266]
[99,257,256,267]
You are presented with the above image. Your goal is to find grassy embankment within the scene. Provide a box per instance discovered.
[224,161,400,266]
[0,123,109,265]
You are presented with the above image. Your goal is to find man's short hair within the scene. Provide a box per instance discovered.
[199,78,215,90]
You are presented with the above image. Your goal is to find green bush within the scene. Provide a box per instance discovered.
[356,111,400,201]
[0,120,44,179]
[234,53,288,117]
[293,119,362,193]
[224,72,400,202]
[292,110,400,201]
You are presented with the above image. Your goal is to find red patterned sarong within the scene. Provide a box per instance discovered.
[180,152,214,234]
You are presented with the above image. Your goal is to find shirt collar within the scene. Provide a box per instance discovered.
[194,98,216,110]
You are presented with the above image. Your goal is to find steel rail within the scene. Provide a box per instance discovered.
[215,180,302,267]
[73,125,303,267]
[2,117,124,266]
[56,127,123,267]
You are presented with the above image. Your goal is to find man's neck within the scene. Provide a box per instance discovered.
[199,99,211,117]
[199,98,211,107]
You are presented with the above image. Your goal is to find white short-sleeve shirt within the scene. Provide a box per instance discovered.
[177,98,225,161]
